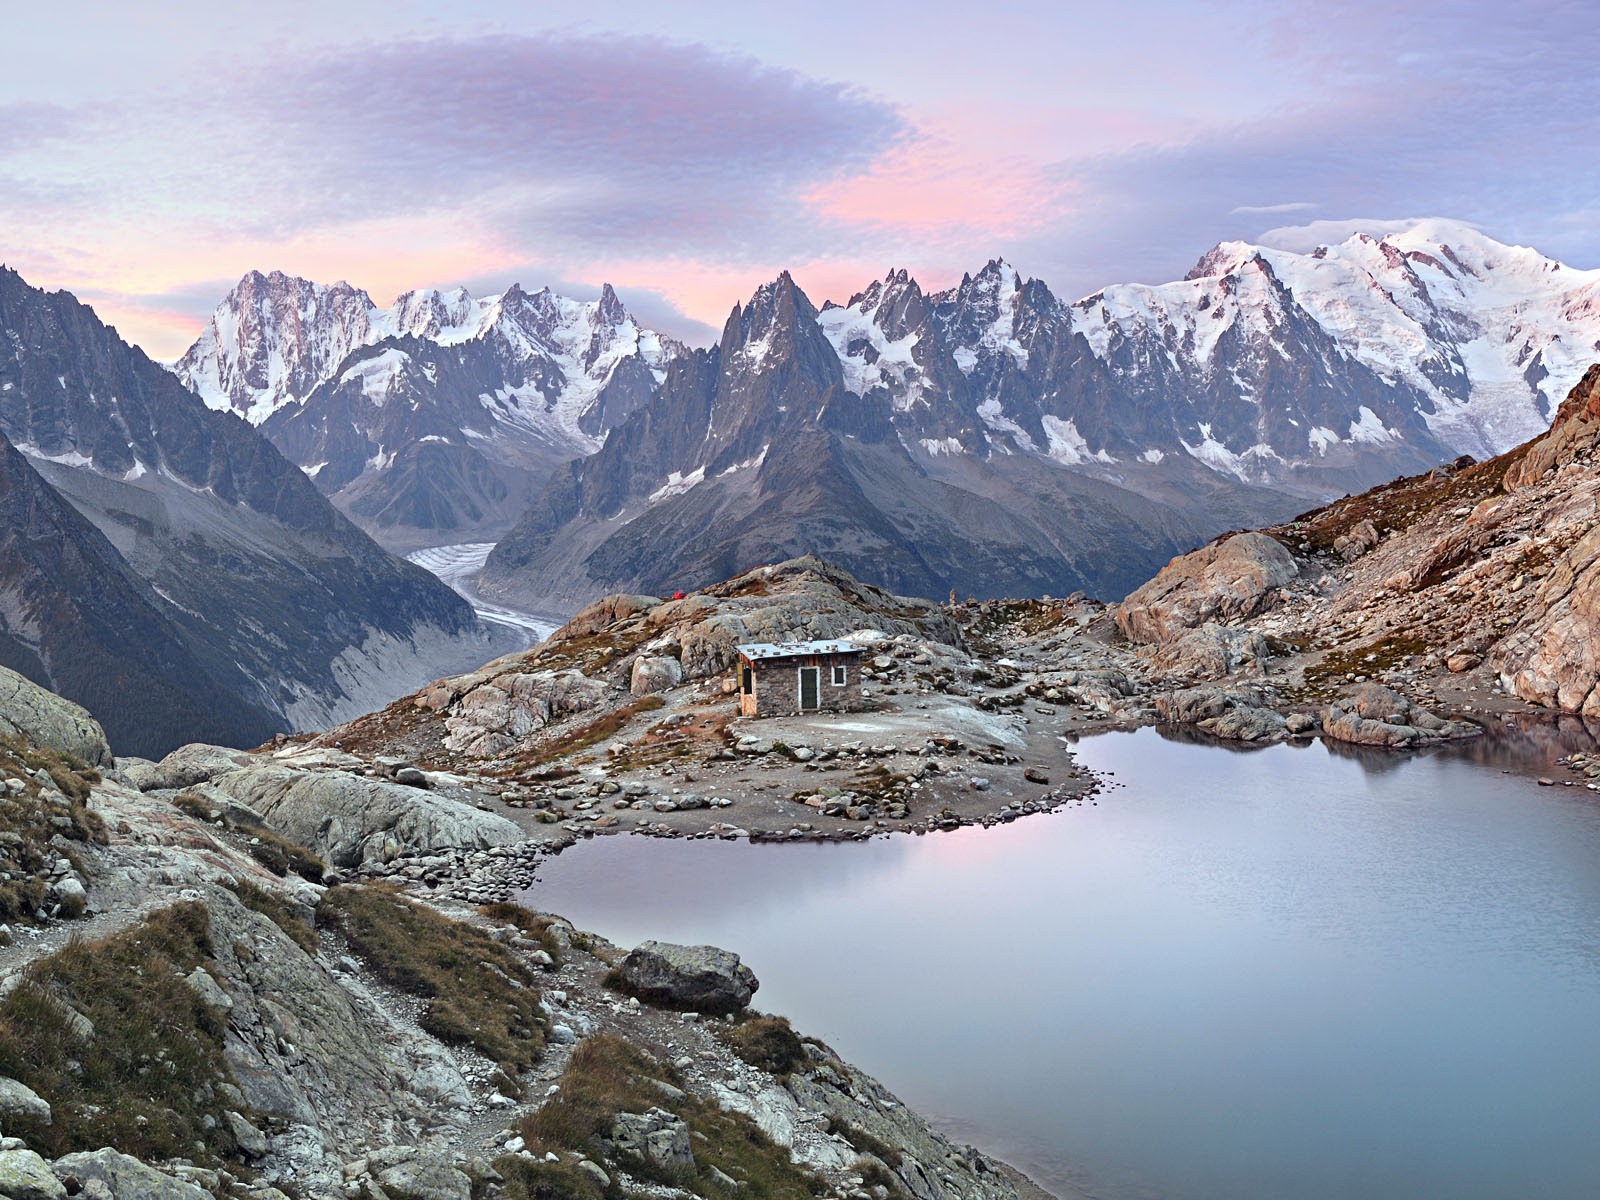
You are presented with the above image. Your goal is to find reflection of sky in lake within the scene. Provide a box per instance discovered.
[525,729,1600,1200]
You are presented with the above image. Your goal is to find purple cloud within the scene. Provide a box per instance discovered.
[221,34,906,257]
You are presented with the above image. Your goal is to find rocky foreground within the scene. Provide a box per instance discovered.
[7,367,1600,1200]
[0,668,1027,1200]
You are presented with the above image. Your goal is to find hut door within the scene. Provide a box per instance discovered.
[798,667,820,711]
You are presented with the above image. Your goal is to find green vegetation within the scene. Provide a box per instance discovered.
[478,900,564,960]
[322,885,545,1072]
[0,734,107,922]
[0,903,245,1163]
[1301,633,1433,699]
[517,1035,824,1198]
[723,1015,809,1076]
[231,878,318,953]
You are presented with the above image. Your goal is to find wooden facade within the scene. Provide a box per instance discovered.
[735,641,865,718]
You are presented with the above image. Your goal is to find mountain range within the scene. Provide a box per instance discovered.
[176,272,677,550]
[174,220,1600,609]
[0,266,519,757]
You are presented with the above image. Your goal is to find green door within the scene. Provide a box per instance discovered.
[798,667,820,711]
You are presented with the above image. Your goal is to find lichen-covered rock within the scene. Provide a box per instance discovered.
[0,1148,65,1200]
[208,766,520,870]
[1321,684,1479,747]
[149,744,255,790]
[1333,519,1380,562]
[50,1150,207,1200]
[0,666,112,768]
[610,1108,694,1172]
[1116,533,1299,644]
[365,1147,471,1200]
[614,941,758,1014]
[1493,523,1600,716]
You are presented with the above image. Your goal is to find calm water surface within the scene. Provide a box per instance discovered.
[522,727,1600,1200]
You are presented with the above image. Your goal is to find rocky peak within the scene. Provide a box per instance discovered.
[595,282,626,328]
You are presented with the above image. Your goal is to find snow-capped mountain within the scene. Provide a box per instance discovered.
[477,221,1600,609]
[175,272,680,549]
[819,219,1600,492]
[479,273,1293,611]
[0,267,518,756]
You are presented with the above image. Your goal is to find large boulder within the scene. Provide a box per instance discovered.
[1147,623,1271,681]
[50,1150,207,1200]
[0,1076,50,1125]
[207,766,520,870]
[613,941,758,1015]
[1321,684,1479,748]
[365,1147,471,1200]
[0,666,112,768]
[1153,685,1286,742]
[1493,523,1600,716]
[1116,533,1299,644]
[629,655,683,697]
[0,1149,64,1200]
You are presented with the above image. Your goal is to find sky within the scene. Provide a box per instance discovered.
[3,0,1598,360]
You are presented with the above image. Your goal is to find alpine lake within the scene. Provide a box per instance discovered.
[521,722,1600,1200]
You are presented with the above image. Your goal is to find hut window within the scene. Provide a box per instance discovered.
[741,666,754,694]
[831,664,847,686]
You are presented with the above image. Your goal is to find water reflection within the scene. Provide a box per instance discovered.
[525,728,1600,1200]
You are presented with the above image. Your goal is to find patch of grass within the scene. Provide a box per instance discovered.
[1302,633,1433,699]
[493,1158,604,1200]
[531,696,667,765]
[171,790,326,882]
[826,1116,905,1169]
[322,884,545,1072]
[724,1015,809,1076]
[231,879,318,953]
[0,735,108,923]
[522,1035,824,1199]
[478,900,563,960]
[0,902,246,1163]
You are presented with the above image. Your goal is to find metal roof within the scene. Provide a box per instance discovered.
[735,640,861,661]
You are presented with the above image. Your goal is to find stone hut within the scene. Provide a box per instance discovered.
[735,641,865,718]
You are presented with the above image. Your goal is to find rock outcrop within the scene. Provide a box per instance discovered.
[1492,524,1600,715]
[1116,532,1299,644]
[0,667,112,768]
[612,941,759,1015]
[1321,685,1479,747]
[1153,685,1288,742]
[1503,362,1600,490]
[207,766,521,870]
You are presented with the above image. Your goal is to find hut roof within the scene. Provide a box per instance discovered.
[735,640,860,661]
